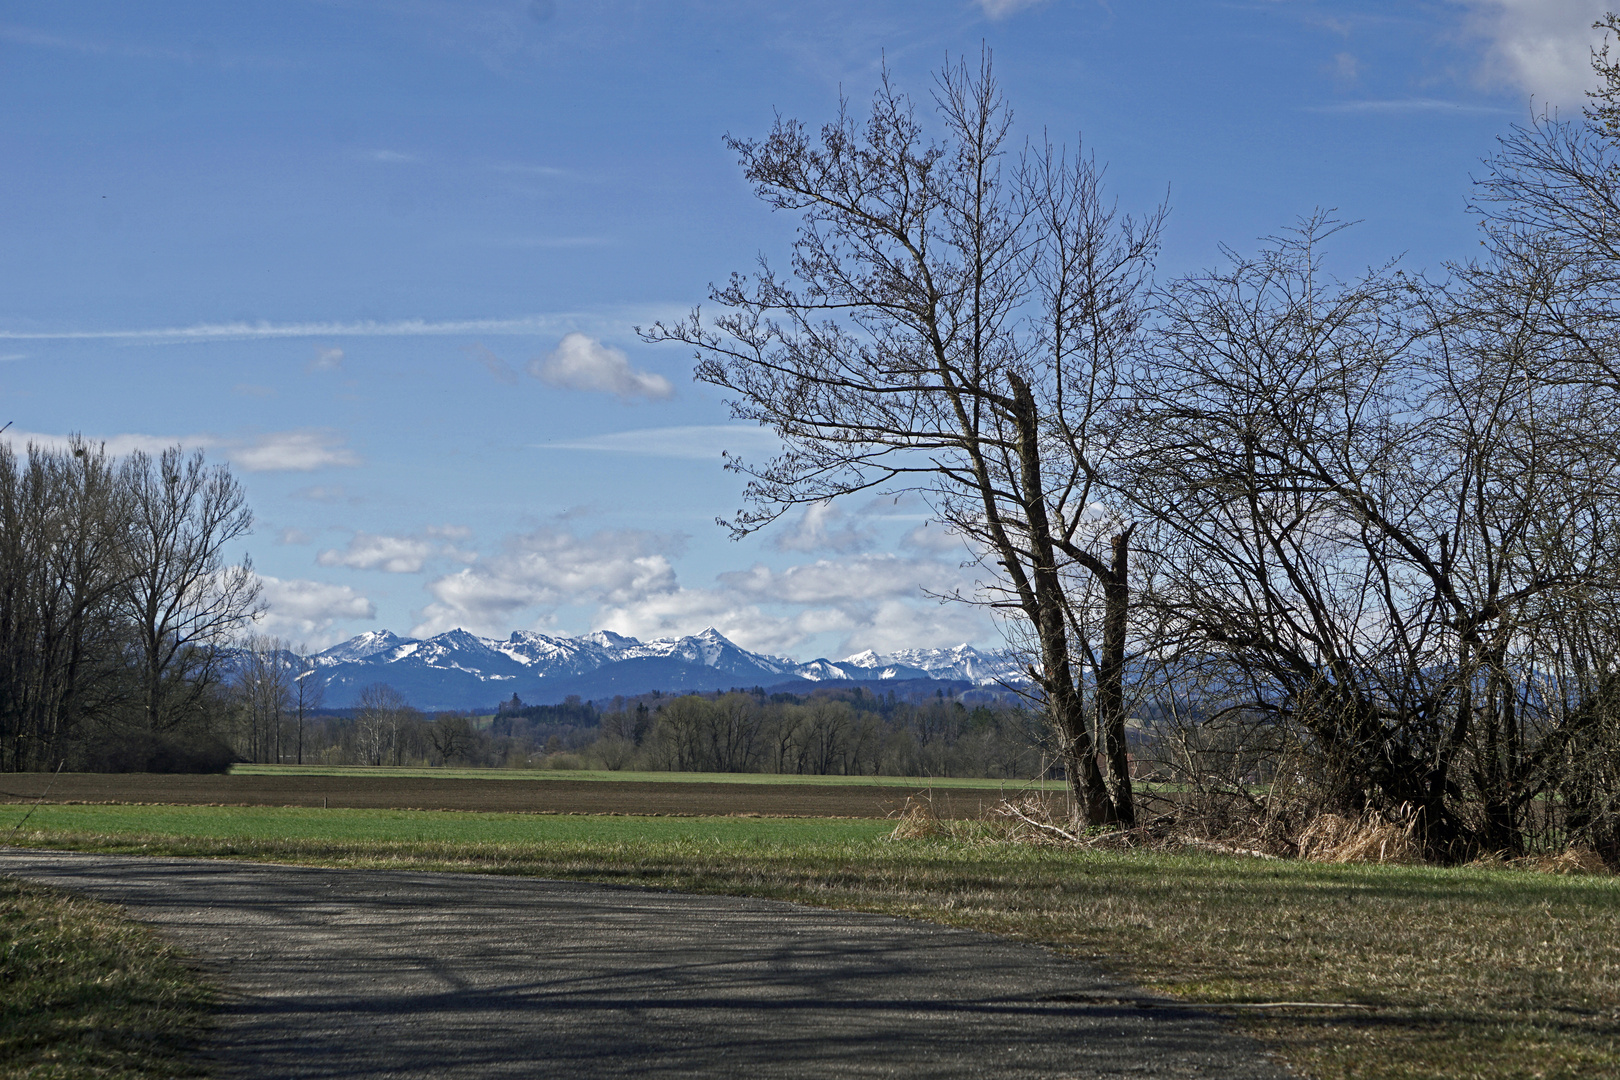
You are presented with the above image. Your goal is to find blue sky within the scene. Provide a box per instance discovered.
[0,0,1608,658]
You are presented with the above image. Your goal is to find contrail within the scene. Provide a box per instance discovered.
[0,316,579,343]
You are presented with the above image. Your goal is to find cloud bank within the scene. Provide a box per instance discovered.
[254,575,377,647]
[409,522,990,657]
[1,427,362,473]
[319,528,475,574]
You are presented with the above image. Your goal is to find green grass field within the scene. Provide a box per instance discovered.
[0,876,210,1079]
[5,802,892,847]
[6,800,1618,1080]
[229,762,1070,790]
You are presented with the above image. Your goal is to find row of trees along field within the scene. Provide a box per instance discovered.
[220,669,1048,780]
[0,439,258,772]
[641,44,1620,863]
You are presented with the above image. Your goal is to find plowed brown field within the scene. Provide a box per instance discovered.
[0,772,1000,818]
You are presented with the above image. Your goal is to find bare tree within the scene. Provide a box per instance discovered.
[0,439,130,770]
[121,447,260,735]
[355,683,407,767]
[1126,214,1620,857]
[645,55,1164,825]
[233,635,291,764]
[429,712,475,765]
[291,644,324,766]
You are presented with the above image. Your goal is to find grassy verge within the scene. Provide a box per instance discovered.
[0,876,211,1079]
[7,803,1619,1079]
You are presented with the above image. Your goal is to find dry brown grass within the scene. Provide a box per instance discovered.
[1295,811,1424,865]
[887,794,950,839]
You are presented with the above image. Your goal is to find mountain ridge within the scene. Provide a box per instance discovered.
[298,626,1022,710]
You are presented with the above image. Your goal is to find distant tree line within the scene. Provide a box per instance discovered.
[0,438,257,772]
[262,681,1048,780]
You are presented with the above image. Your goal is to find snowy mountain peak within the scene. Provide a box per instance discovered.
[584,629,636,649]
[318,629,406,664]
[304,627,1023,709]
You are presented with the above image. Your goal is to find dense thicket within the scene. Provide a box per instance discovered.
[0,439,256,772]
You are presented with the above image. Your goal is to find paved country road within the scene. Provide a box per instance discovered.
[2,850,1293,1079]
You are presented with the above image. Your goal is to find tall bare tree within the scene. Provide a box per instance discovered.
[645,55,1164,825]
[121,446,260,735]
[291,643,323,766]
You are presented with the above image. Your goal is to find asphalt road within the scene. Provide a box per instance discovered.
[2,849,1294,1079]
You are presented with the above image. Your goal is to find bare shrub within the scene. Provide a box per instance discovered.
[888,795,948,840]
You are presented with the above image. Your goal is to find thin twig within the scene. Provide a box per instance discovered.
[997,801,1083,842]
[1179,837,1282,861]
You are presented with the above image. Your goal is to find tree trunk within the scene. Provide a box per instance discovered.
[1096,529,1136,827]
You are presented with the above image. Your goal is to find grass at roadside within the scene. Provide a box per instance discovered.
[7,803,1619,1080]
[0,876,210,1079]
[4,803,891,846]
[229,762,1070,790]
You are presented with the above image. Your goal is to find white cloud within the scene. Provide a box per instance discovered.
[0,428,189,458]
[413,527,679,637]
[596,553,988,657]
[254,575,376,648]
[0,315,579,344]
[900,519,967,554]
[407,524,997,658]
[719,554,965,606]
[536,424,781,460]
[773,501,874,554]
[319,534,439,574]
[589,589,813,656]
[1461,0,1612,105]
[529,332,674,401]
[318,529,476,574]
[311,346,344,370]
[592,574,987,658]
[975,0,1046,19]
[228,429,362,472]
[277,527,312,546]
[2,427,361,473]
[1330,51,1361,85]
[292,484,348,503]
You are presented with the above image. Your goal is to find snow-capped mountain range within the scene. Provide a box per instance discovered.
[299,627,1023,710]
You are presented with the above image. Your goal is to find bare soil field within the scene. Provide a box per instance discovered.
[0,771,1001,818]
